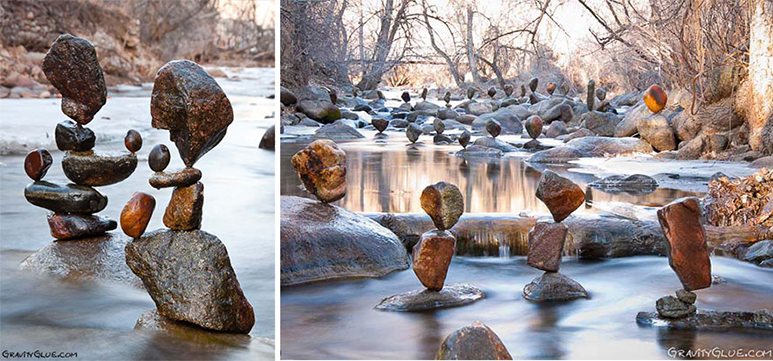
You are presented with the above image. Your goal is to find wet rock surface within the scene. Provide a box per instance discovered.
[527,222,568,272]
[134,310,258,347]
[24,148,53,181]
[472,137,517,152]
[125,229,254,334]
[120,192,156,238]
[258,124,276,150]
[290,139,347,203]
[657,197,711,291]
[280,196,409,286]
[149,168,202,189]
[55,120,95,151]
[436,321,513,360]
[375,284,484,312]
[47,213,116,240]
[589,174,658,194]
[412,230,456,291]
[24,181,107,213]
[163,182,204,231]
[42,34,106,124]
[636,310,773,330]
[536,170,585,222]
[523,272,589,302]
[656,295,696,318]
[62,151,138,186]
[20,233,141,287]
[151,60,233,167]
[148,144,171,172]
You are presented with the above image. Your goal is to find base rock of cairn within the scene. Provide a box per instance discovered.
[375,284,484,312]
[523,271,589,302]
[636,310,773,330]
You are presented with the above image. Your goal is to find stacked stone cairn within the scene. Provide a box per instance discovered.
[23,34,139,241]
[433,118,453,144]
[119,59,254,334]
[376,182,484,311]
[399,91,412,111]
[523,170,589,302]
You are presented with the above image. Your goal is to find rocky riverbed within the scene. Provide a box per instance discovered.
[0,67,276,360]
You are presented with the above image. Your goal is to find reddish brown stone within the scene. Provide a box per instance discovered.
[535,170,585,222]
[290,139,347,203]
[372,118,389,133]
[420,182,464,231]
[644,84,668,113]
[436,321,513,360]
[525,116,544,140]
[527,222,568,272]
[412,230,456,291]
[149,167,202,189]
[546,82,557,95]
[486,120,502,138]
[120,192,156,238]
[163,182,204,231]
[24,148,53,181]
[47,213,116,240]
[657,197,711,291]
[124,129,142,153]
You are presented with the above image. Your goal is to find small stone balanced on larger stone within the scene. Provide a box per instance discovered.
[121,59,254,334]
[375,182,484,311]
[23,34,140,241]
[524,170,589,302]
[651,197,710,319]
[291,139,347,203]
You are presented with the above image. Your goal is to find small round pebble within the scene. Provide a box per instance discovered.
[148,144,171,172]
[24,148,53,181]
[124,129,143,152]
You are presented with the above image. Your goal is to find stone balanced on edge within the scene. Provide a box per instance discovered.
[120,59,254,334]
[23,34,139,241]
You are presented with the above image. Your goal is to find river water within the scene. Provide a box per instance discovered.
[0,68,275,360]
[280,127,772,359]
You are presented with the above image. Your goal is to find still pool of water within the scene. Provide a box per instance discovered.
[281,256,773,360]
[0,68,275,360]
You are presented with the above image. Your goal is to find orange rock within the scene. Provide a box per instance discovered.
[120,192,156,238]
[291,139,347,203]
[163,182,204,231]
[644,84,668,113]
[412,230,456,291]
[657,197,711,291]
[546,82,556,95]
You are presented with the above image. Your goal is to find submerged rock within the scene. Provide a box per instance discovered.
[523,272,589,302]
[151,60,233,167]
[47,213,116,240]
[290,139,347,203]
[636,310,773,330]
[657,197,711,291]
[436,321,513,360]
[375,284,484,312]
[134,310,264,349]
[42,34,106,124]
[280,196,409,285]
[24,181,107,213]
[20,233,141,287]
[55,120,95,151]
[125,229,254,334]
[62,151,138,186]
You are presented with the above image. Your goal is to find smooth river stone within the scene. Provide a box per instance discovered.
[149,144,171,172]
[125,229,255,333]
[657,197,711,291]
[24,181,107,213]
[258,124,276,150]
[401,91,411,103]
[527,222,568,272]
[433,118,445,134]
[24,148,52,181]
[290,139,346,203]
[458,130,471,148]
[149,167,202,189]
[124,129,142,153]
[636,310,773,331]
[163,182,204,231]
[120,192,156,238]
[55,120,95,151]
[420,181,464,231]
[436,321,513,360]
[47,213,116,240]
[372,118,389,133]
[62,151,138,186]
[406,123,421,143]
[151,60,233,167]
[485,119,502,138]
[523,271,589,302]
[525,115,543,139]
[536,170,585,222]
[656,295,696,319]
[375,284,484,312]
[412,230,456,291]
[42,34,106,124]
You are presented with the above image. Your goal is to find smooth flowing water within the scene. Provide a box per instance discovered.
[280,128,771,359]
[0,68,275,360]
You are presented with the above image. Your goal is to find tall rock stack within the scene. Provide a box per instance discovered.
[121,59,254,334]
[23,34,139,241]
[375,181,484,311]
[523,170,589,302]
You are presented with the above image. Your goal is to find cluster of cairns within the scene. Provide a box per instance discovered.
[117,59,255,334]
[523,170,589,301]
[23,34,139,241]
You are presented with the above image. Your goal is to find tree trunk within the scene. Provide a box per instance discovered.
[465,6,481,84]
[748,0,773,154]
[357,0,396,90]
